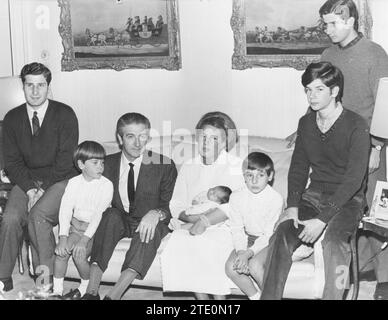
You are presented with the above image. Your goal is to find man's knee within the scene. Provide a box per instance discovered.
[2,208,25,229]
[322,228,349,248]
[72,254,87,266]
[249,256,265,281]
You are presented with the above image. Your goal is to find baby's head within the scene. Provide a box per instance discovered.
[74,141,106,181]
[207,186,232,204]
[242,152,274,194]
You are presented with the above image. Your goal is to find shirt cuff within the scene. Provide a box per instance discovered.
[287,191,302,208]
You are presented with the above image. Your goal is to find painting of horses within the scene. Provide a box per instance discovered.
[231,0,372,70]
[58,0,181,71]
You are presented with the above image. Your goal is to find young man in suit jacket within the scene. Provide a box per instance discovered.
[78,112,177,300]
[0,62,78,292]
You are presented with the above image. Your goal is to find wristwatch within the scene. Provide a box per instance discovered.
[156,209,167,221]
[372,145,382,151]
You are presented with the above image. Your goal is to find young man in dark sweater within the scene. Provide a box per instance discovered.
[0,62,79,292]
[260,62,370,300]
[285,0,388,299]
[319,0,388,300]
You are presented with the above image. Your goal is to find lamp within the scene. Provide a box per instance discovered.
[370,77,388,138]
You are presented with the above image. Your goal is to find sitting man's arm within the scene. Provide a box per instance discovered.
[3,113,36,193]
[42,108,79,190]
[136,159,178,243]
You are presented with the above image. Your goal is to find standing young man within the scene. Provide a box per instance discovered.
[0,62,78,292]
[319,0,388,300]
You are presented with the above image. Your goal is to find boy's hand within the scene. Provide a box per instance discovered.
[298,218,326,244]
[274,207,299,231]
[55,236,68,257]
[72,236,89,260]
[233,250,253,275]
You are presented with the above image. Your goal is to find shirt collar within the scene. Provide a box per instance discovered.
[26,99,49,118]
[339,32,363,50]
[120,152,144,169]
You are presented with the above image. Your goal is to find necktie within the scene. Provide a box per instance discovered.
[32,111,40,136]
[127,163,135,207]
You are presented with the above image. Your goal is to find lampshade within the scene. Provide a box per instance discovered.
[370,77,388,139]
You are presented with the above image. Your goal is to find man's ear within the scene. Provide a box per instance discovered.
[117,133,123,145]
[268,171,274,182]
[331,86,340,98]
[345,16,355,30]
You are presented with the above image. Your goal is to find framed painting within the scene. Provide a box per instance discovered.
[231,0,372,70]
[370,181,388,221]
[58,0,181,71]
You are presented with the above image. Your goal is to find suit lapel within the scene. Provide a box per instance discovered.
[111,153,125,211]
[134,151,154,206]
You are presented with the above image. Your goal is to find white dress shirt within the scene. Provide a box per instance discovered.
[226,184,284,255]
[118,152,143,212]
[58,174,114,239]
[26,99,49,133]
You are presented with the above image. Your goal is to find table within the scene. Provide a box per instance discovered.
[362,216,388,238]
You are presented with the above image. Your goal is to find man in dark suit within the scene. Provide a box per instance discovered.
[79,112,177,300]
[0,62,78,292]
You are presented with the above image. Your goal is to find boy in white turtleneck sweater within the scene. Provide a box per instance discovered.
[225,152,283,300]
[52,141,113,299]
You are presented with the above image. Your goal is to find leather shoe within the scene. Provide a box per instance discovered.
[374,282,388,300]
[0,277,13,292]
[62,289,82,300]
[81,292,100,300]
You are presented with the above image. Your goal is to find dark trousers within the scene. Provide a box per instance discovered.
[90,208,170,279]
[27,180,68,275]
[0,180,67,279]
[358,147,388,282]
[0,185,28,279]
[261,189,363,300]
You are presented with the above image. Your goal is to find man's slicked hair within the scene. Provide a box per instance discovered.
[20,62,52,85]
[302,61,344,103]
[116,112,151,137]
[319,0,359,31]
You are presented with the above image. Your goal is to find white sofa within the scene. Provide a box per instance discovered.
[63,134,325,299]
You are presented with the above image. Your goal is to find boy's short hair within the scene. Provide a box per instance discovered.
[20,62,52,85]
[73,141,106,171]
[242,152,274,176]
[319,0,359,31]
[116,112,151,137]
[215,186,232,204]
[301,61,344,103]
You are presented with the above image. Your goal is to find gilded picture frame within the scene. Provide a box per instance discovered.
[231,0,373,70]
[58,0,181,71]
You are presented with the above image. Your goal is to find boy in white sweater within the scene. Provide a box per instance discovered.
[52,141,113,299]
[225,152,283,300]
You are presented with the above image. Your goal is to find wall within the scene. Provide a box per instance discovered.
[2,0,388,142]
[0,0,13,77]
